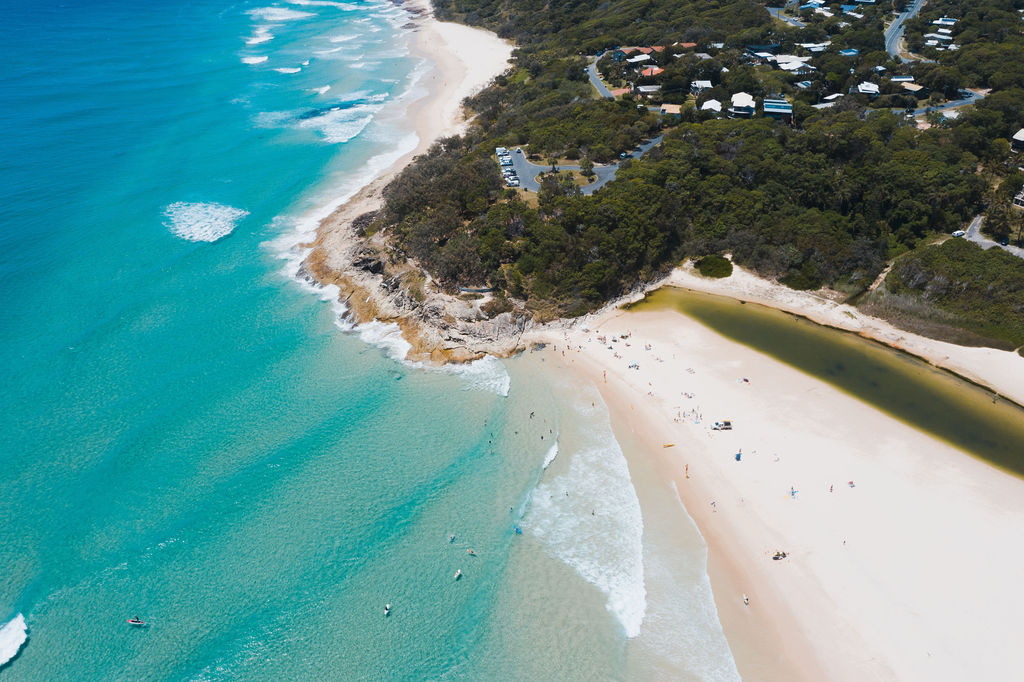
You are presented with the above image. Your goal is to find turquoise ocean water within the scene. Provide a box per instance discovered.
[0,1,736,678]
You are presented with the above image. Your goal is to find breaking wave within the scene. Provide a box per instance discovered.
[274,67,302,74]
[0,614,27,668]
[245,26,274,45]
[246,7,314,22]
[163,202,249,242]
[241,55,268,65]
[542,442,559,469]
[526,396,647,636]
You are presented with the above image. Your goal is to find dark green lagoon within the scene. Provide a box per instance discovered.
[629,287,1024,477]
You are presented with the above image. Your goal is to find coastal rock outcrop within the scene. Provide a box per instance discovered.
[302,178,532,364]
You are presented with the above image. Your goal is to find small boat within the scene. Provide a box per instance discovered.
[126,617,146,627]
[466,549,476,556]
[454,569,462,580]
[448,534,455,543]
[662,443,675,448]
[384,604,391,617]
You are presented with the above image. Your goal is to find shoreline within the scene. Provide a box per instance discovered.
[534,302,1024,681]
[300,0,520,363]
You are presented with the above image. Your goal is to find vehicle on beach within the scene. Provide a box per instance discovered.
[712,420,733,430]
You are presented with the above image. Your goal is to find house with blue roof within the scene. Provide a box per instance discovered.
[838,48,859,56]
[762,98,793,122]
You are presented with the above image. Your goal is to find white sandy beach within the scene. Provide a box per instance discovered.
[535,293,1024,681]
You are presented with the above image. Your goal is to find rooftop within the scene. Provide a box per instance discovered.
[731,92,755,108]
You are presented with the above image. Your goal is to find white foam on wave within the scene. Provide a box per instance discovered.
[308,85,331,95]
[164,202,249,242]
[300,109,374,144]
[439,355,511,396]
[274,67,302,74]
[241,55,269,65]
[542,442,559,469]
[287,0,359,8]
[315,46,344,55]
[247,7,314,21]
[245,25,274,45]
[329,33,358,43]
[527,395,647,637]
[0,614,27,668]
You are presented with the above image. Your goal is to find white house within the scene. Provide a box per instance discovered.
[690,79,713,95]
[729,92,756,117]
[857,82,880,96]
[701,99,723,112]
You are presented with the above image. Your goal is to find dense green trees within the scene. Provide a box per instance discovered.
[367,0,1024,341]
[883,239,1024,348]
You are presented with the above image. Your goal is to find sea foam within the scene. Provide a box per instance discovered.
[287,0,360,8]
[542,442,559,469]
[245,26,274,45]
[528,396,647,637]
[241,55,269,65]
[164,202,249,242]
[298,108,375,144]
[0,614,27,668]
[246,7,314,21]
[274,67,302,74]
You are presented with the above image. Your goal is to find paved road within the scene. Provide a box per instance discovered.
[885,0,927,62]
[587,57,615,99]
[965,214,1024,259]
[891,90,987,117]
[506,135,664,195]
[767,3,806,28]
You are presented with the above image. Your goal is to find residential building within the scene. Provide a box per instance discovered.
[700,99,722,112]
[1012,128,1024,152]
[660,103,682,117]
[690,80,713,95]
[762,98,793,122]
[857,82,880,96]
[729,92,755,117]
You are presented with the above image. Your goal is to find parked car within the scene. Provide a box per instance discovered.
[951,230,966,237]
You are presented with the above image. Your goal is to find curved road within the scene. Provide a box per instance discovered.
[891,89,986,117]
[767,2,806,28]
[587,57,615,99]
[508,136,664,195]
[885,0,928,62]
[965,215,1024,259]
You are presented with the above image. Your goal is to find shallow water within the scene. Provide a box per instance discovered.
[0,2,736,678]
[630,288,1024,475]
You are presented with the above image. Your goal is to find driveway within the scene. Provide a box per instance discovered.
[965,215,1024,259]
[506,135,664,195]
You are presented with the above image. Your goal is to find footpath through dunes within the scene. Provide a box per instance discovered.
[534,288,1024,682]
